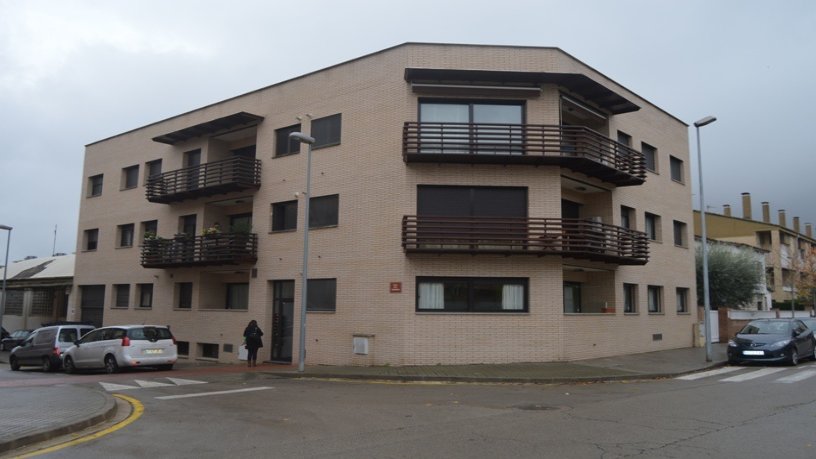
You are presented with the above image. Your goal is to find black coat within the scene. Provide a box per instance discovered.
[243,325,264,348]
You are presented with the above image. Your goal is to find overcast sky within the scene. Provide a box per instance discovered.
[1,0,814,262]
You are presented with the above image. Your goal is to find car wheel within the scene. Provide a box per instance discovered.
[64,356,76,374]
[10,356,20,371]
[42,357,53,372]
[104,355,119,374]
[789,348,800,366]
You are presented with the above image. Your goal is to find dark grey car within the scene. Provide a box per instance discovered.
[727,318,816,365]
[9,325,95,372]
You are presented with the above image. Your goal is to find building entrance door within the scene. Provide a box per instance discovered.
[271,280,294,362]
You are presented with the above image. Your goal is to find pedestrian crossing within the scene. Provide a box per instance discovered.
[99,377,207,392]
[676,365,816,384]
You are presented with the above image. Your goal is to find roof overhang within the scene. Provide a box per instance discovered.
[405,68,639,115]
[152,112,264,145]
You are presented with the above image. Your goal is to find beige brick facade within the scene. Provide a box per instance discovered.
[71,43,697,365]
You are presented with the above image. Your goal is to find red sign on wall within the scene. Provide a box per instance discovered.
[389,282,402,293]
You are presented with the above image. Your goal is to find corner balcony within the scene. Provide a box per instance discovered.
[146,156,261,204]
[140,233,258,268]
[403,123,646,186]
[402,216,649,265]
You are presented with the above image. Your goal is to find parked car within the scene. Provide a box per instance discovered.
[727,318,816,365]
[9,324,95,371]
[62,325,177,374]
[801,317,816,332]
[1,329,33,351]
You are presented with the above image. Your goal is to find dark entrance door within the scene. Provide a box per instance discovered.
[271,280,294,362]
[79,285,105,328]
[184,149,201,190]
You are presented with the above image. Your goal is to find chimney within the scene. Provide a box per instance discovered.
[762,202,770,223]
[741,192,752,220]
[778,209,787,228]
[793,217,800,233]
[807,223,813,238]
[723,204,731,217]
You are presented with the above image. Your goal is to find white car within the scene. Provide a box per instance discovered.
[62,325,177,374]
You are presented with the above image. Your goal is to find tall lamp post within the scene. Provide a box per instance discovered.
[289,132,315,373]
[694,116,717,362]
[0,225,12,333]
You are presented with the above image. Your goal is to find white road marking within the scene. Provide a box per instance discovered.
[676,366,742,380]
[775,369,816,383]
[99,382,140,391]
[719,367,787,382]
[134,379,175,388]
[155,386,273,400]
[167,377,208,386]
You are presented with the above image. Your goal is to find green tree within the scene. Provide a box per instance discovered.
[696,243,763,308]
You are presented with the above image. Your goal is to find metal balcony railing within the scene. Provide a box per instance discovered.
[403,122,646,186]
[146,156,261,204]
[402,216,649,265]
[140,233,257,268]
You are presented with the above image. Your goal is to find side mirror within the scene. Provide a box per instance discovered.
[74,340,81,347]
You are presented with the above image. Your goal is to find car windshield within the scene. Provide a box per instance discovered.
[59,329,79,343]
[740,320,792,335]
[11,330,29,338]
[127,327,173,341]
[801,319,816,330]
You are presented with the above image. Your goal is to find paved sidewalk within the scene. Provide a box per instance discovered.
[0,344,727,454]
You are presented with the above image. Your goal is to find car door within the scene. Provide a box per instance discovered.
[14,334,37,365]
[793,320,814,354]
[73,329,103,367]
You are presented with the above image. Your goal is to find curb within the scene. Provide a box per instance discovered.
[0,391,118,454]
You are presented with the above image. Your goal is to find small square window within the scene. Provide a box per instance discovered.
[138,283,153,308]
[225,283,249,310]
[673,220,687,247]
[642,142,657,172]
[176,341,190,356]
[676,288,689,313]
[617,131,632,147]
[118,224,135,248]
[647,285,663,313]
[122,165,139,189]
[307,278,337,312]
[312,114,341,149]
[271,200,298,231]
[645,213,660,241]
[309,194,338,229]
[670,156,684,183]
[88,175,103,197]
[114,284,130,308]
[84,229,99,251]
[623,283,638,313]
[275,124,302,157]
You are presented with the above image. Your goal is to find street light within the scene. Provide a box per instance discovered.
[694,116,716,362]
[289,132,315,373]
[0,225,12,333]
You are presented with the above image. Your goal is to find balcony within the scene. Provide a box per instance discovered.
[403,123,645,186]
[140,233,258,268]
[402,216,649,265]
[146,157,261,204]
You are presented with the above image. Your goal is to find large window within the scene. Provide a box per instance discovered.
[88,174,103,197]
[563,282,583,313]
[416,277,527,313]
[114,284,130,308]
[623,283,638,314]
[138,284,153,309]
[275,123,302,157]
[419,100,523,154]
[176,282,193,309]
[312,114,342,149]
[84,229,99,251]
[118,223,134,248]
[670,156,684,183]
[676,288,689,313]
[309,194,339,228]
[642,142,657,172]
[226,283,249,310]
[647,285,663,313]
[122,165,139,189]
[272,200,298,231]
[418,186,527,218]
[307,278,337,312]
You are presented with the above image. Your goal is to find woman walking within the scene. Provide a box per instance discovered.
[243,320,264,367]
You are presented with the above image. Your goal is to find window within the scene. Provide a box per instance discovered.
[309,194,339,228]
[312,114,342,149]
[673,221,687,247]
[31,290,54,316]
[620,206,634,229]
[88,174,103,197]
[226,283,249,310]
[114,284,130,308]
[271,200,298,231]
[670,156,684,183]
[617,131,632,147]
[84,229,99,251]
[623,283,638,313]
[647,286,663,313]
[676,288,689,313]
[176,341,190,357]
[141,220,158,241]
[275,124,302,157]
[176,282,193,309]
[307,278,337,312]
[199,343,219,359]
[563,282,583,313]
[419,100,523,154]
[642,142,657,172]
[4,290,23,315]
[122,165,139,189]
[138,283,153,308]
[118,223,134,248]
[645,213,660,241]
[416,277,527,313]
[145,159,162,183]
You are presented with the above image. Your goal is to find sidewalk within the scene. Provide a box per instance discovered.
[0,344,726,454]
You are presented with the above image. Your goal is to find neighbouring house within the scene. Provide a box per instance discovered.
[0,254,74,330]
[70,42,696,365]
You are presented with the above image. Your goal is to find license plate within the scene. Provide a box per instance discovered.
[743,350,764,356]
[144,349,163,355]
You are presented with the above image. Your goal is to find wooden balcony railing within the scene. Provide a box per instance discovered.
[402,216,649,265]
[146,156,261,204]
[140,233,257,268]
[403,122,646,186]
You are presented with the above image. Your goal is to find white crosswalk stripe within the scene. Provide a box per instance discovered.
[774,369,816,383]
[676,366,742,380]
[719,367,787,382]
[99,377,207,392]
[676,364,816,384]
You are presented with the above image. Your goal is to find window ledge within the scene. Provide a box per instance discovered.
[416,311,529,315]
[273,152,299,159]
[136,307,153,310]
[648,312,665,316]
[563,313,618,316]
[270,229,297,234]
[313,142,341,151]
[309,224,339,231]
[111,307,129,310]
[677,312,691,315]
[120,186,138,191]
[116,246,134,250]
[173,308,192,311]
[307,310,336,314]
[198,308,248,312]
[671,179,685,185]
[624,312,640,316]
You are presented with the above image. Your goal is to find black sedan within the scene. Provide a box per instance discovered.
[1,329,33,351]
[727,319,816,365]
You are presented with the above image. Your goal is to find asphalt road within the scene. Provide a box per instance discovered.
[4,361,816,458]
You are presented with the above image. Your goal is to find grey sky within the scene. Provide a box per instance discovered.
[1,0,814,261]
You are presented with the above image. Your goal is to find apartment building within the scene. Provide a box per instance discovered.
[70,43,696,365]
[694,193,816,305]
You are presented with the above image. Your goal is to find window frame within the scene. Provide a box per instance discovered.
[275,123,303,157]
[623,283,638,314]
[271,200,298,232]
[88,174,103,197]
[309,194,339,229]
[673,220,687,247]
[563,281,583,314]
[311,114,342,150]
[225,282,249,310]
[642,142,657,173]
[176,282,193,310]
[306,278,337,312]
[645,212,660,242]
[416,277,528,313]
[84,229,99,251]
[669,156,684,183]
[145,159,162,183]
[118,223,135,248]
[676,287,689,313]
[122,165,139,190]
[647,285,663,314]
[137,283,153,309]
[114,284,130,309]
